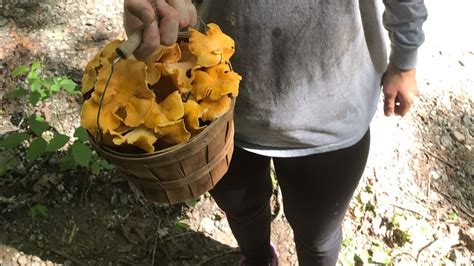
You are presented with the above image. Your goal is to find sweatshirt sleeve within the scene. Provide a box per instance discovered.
[382,0,428,70]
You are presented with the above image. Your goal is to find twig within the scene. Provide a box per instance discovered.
[161,231,198,242]
[67,224,78,246]
[159,245,174,264]
[391,252,416,263]
[50,248,85,265]
[390,203,433,220]
[0,196,15,204]
[199,250,240,266]
[151,234,158,266]
[435,189,474,219]
[79,175,93,206]
[1,196,32,213]
[416,236,438,262]
[424,150,460,171]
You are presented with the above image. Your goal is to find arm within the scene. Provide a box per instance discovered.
[124,0,197,61]
[381,0,428,116]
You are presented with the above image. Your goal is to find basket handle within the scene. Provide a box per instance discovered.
[115,29,196,59]
[95,22,206,144]
[116,29,144,59]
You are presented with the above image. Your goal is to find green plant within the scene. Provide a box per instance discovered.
[0,61,114,176]
[389,211,413,246]
[448,209,458,220]
[0,114,70,165]
[56,126,114,174]
[355,184,375,214]
[29,203,48,221]
[9,61,79,105]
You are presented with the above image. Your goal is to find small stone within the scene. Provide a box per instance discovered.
[441,173,449,182]
[417,109,429,121]
[120,195,128,205]
[453,189,463,199]
[448,249,457,261]
[200,217,215,234]
[440,135,453,148]
[12,252,20,260]
[450,130,466,143]
[13,163,27,175]
[464,161,474,176]
[429,171,440,180]
[448,224,460,235]
[462,115,472,126]
[64,260,73,266]
[0,17,7,27]
[17,256,27,265]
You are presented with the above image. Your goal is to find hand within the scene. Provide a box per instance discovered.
[381,63,419,117]
[124,0,197,61]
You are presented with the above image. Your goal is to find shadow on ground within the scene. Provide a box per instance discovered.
[0,46,238,266]
[0,142,237,265]
[411,93,473,221]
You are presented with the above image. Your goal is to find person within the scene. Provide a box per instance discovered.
[123,0,427,265]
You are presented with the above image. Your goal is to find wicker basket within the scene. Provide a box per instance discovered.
[90,101,234,204]
[85,30,235,204]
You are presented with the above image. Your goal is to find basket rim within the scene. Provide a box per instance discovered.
[90,97,235,160]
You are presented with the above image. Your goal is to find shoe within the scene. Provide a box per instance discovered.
[238,243,278,266]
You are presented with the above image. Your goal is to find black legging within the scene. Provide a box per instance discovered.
[210,130,370,266]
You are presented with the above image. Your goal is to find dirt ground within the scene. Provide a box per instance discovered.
[0,0,473,265]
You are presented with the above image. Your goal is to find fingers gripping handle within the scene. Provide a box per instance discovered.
[116,29,143,59]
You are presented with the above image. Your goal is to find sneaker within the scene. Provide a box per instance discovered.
[238,243,278,266]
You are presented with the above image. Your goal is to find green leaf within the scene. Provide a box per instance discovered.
[74,127,90,142]
[28,91,41,106]
[42,77,54,88]
[185,198,198,208]
[27,69,39,83]
[0,162,8,175]
[0,151,21,176]
[175,221,190,230]
[29,203,48,221]
[12,65,29,77]
[8,86,28,98]
[448,210,458,220]
[90,160,101,175]
[38,89,48,99]
[60,78,77,93]
[28,115,49,136]
[58,154,76,171]
[46,133,69,152]
[99,158,114,170]
[50,83,61,92]
[27,138,48,161]
[71,142,92,167]
[0,132,30,149]
[30,80,41,92]
[30,61,42,71]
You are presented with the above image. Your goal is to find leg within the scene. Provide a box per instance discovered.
[273,130,370,266]
[210,146,273,266]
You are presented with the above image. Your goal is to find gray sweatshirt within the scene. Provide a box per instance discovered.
[197,0,427,157]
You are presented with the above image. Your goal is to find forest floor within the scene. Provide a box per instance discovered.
[0,0,472,265]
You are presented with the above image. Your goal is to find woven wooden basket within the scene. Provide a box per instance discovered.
[90,101,234,204]
[85,30,235,204]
